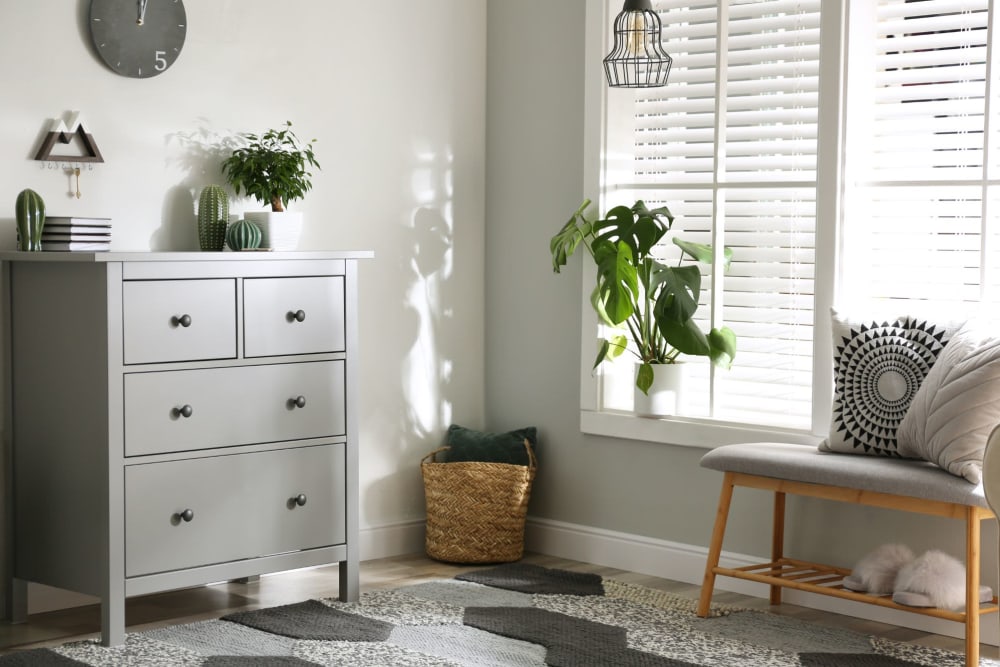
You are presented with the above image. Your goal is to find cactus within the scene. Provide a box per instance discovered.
[197,185,229,251]
[225,218,262,251]
[15,189,45,251]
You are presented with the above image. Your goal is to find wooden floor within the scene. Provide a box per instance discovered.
[0,552,991,658]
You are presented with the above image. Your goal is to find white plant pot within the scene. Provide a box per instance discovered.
[245,211,303,251]
[633,362,688,417]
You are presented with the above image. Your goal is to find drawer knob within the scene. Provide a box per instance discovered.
[173,404,194,419]
[177,509,195,523]
[171,314,193,328]
[289,309,306,323]
[291,395,307,409]
[294,494,308,507]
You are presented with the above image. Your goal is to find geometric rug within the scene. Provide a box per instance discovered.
[2,563,998,666]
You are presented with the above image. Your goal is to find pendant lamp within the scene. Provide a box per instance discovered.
[603,0,672,88]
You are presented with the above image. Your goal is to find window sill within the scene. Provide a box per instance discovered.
[580,409,823,450]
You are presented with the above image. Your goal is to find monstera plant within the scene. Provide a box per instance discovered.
[550,199,737,394]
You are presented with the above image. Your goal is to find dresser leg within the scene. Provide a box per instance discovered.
[9,578,27,623]
[232,575,260,584]
[339,558,359,602]
[101,597,125,647]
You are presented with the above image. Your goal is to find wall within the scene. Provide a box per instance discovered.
[0,0,486,612]
[484,0,998,636]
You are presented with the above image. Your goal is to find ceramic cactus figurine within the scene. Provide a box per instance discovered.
[15,188,45,251]
[197,185,229,251]
[225,218,262,251]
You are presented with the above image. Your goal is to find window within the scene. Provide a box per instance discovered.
[584,0,1000,444]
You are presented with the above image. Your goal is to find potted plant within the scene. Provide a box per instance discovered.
[221,121,320,250]
[550,199,737,416]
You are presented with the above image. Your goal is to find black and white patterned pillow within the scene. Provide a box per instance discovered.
[819,309,960,457]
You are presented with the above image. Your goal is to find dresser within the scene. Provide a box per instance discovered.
[0,251,371,646]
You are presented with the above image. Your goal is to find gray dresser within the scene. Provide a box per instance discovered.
[0,251,371,645]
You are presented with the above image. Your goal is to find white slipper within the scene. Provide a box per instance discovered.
[891,550,993,610]
[843,544,914,594]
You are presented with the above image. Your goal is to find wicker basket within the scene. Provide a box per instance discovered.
[421,439,537,564]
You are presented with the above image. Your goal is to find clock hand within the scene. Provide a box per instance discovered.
[138,0,148,25]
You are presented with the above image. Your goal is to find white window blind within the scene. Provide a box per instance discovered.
[605,0,821,429]
[843,0,998,312]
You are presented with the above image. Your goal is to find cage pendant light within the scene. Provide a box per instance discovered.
[603,0,672,88]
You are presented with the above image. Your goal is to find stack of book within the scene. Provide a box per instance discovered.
[43,217,112,251]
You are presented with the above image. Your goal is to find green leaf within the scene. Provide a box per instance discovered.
[652,265,702,323]
[594,240,638,325]
[672,238,733,270]
[593,339,611,370]
[636,362,654,395]
[606,334,628,359]
[658,317,710,356]
[708,326,737,369]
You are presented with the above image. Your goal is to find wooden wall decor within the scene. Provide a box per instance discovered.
[35,112,104,163]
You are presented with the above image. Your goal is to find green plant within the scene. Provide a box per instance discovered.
[197,185,229,251]
[550,199,737,393]
[221,121,320,212]
[15,189,45,252]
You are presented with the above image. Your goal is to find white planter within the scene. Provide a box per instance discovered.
[633,362,688,417]
[245,211,303,251]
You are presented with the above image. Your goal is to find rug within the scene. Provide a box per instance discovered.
[3,563,997,666]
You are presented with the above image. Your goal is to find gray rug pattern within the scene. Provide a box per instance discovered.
[3,563,998,666]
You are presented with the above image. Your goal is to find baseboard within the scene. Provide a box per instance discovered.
[524,516,1000,646]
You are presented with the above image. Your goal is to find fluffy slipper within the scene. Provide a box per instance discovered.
[843,543,914,594]
[891,550,992,610]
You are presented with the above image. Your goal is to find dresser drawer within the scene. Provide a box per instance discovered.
[244,276,345,357]
[124,361,345,456]
[125,444,346,577]
[123,279,237,365]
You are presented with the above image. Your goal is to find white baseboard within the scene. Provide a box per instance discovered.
[525,516,1000,646]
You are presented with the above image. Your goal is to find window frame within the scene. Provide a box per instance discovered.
[578,0,848,448]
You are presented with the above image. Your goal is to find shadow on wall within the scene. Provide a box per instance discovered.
[159,121,243,250]
[362,201,458,524]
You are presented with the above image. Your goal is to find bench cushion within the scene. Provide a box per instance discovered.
[700,442,988,508]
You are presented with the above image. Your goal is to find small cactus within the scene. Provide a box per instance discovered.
[225,218,261,251]
[15,189,45,252]
[197,185,229,251]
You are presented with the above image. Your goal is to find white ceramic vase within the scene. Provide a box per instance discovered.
[245,211,303,251]
[633,362,688,417]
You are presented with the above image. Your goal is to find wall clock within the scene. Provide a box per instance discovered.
[90,0,186,78]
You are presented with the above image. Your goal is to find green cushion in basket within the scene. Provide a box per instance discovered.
[443,424,537,465]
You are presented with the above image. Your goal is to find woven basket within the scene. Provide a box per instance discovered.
[421,440,537,564]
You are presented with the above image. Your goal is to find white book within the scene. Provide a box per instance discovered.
[42,233,113,242]
[43,241,111,252]
[44,216,112,228]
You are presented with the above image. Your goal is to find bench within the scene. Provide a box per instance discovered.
[697,442,998,667]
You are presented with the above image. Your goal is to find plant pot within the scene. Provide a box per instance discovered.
[245,211,303,251]
[634,362,688,417]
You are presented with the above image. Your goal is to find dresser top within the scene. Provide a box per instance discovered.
[0,250,374,263]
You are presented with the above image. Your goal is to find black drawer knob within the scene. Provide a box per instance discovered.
[292,395,307,409]
[294,494,307,507]
[290,309,306,323]
[171,314,192,328]
[177,509,194,522]
[173,404,194,418]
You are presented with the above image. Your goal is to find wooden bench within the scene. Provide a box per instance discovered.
[697,442,997,667]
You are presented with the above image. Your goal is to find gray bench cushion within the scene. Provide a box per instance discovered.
[700,443,987,509]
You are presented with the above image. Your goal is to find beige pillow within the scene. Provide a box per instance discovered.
[897,322,1000,484]
[819,308,959,457]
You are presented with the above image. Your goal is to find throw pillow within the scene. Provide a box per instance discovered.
[896,322,1000,484]
[819,308,959,457]
[443,424,537,466]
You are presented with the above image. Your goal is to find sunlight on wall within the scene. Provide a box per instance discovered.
[403,145,456,437]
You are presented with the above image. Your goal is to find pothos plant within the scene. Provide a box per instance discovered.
[550,199,737,394]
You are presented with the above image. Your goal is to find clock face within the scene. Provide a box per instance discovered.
[90,0,186,78]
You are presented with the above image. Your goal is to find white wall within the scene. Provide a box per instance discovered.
[0,0,486,610]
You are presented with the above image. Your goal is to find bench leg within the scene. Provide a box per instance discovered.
[698,472,735,618]
[965,506,980,667]
[771,491,786,606]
